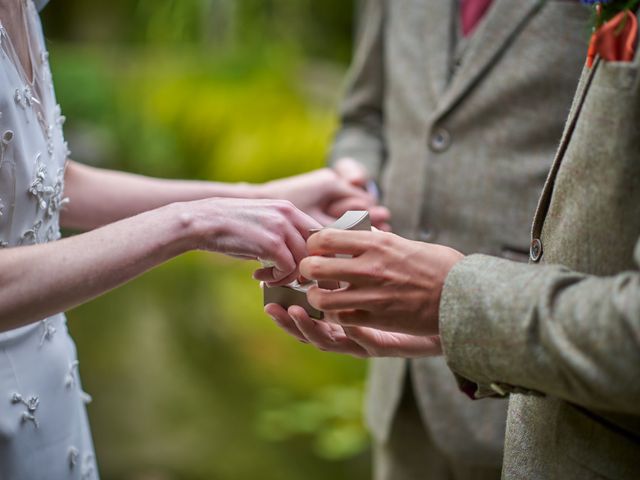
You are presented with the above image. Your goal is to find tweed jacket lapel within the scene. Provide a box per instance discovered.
[434,0,544,116]
[424,0,456,97]
[531,60,600,241]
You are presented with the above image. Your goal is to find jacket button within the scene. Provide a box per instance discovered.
[429,128,451,152]
[530,238,543,262]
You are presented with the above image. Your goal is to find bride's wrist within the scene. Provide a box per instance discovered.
[251,181,279,200]
[233,181,269,200]
[159,202,211,255]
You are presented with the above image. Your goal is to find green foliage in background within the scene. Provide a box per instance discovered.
[42,0,355,62]
[41,0,372,479]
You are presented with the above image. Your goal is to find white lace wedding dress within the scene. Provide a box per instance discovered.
[0,1,97,478]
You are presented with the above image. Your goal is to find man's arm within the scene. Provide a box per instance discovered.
[288,228,640,415]
[330,0,386,181]
[439,245,640,415]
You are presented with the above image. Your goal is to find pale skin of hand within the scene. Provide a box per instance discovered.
[266,229,463,358]
[300,229,464,337]
[265,157,431,357]
[63,160,389,230]
[0,196,320,332]
[261,161,391,229]
[0,157,389,333]
[331,158,391,231]
[265,304,443,358]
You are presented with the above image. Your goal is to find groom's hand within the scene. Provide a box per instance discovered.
[265,304,443,358]
[260,162,390,229]
[330,158,389,230]
[299,230,464,336]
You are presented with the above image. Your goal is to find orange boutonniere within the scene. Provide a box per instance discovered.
[584,1,639,67]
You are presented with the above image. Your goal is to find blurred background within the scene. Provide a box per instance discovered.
[40,1,370,479]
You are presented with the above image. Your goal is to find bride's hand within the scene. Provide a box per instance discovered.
[259,167,391,229]
[185,198,321,285]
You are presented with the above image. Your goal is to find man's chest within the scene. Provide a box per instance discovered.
[538,60,640,274]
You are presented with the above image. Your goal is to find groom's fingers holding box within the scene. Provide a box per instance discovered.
[305,229,375,257]
[262,211,372,318]
[299,256,368,285]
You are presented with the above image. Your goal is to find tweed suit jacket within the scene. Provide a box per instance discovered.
[330,0,589,465]
[440,15,640,480]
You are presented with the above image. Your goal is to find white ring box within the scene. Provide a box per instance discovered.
[262,211,372,319]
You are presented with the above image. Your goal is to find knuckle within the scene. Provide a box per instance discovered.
[366,239,382,254]
[376,231,395,248]
[303,257,323,277]
[261,234,281,253]
[365,260,386,279]
[270,215,287,230]
[314,296,330,311]
[276,200,295,214]
[319,168,337,181]
[306,286,320,304]
[308,290,329,311]
[314,230,334,250]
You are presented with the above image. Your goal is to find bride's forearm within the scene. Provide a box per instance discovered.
[0,202,197,332]
[61,161,264,230]
[0,195,319,332]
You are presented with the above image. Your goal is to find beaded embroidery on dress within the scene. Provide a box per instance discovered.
[0,1,98,478]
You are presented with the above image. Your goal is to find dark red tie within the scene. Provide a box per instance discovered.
[461,0,494,37]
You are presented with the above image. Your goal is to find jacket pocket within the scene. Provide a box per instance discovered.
[595,61,639,91]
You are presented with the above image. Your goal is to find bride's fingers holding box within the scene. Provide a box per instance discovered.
[189,197,320,285]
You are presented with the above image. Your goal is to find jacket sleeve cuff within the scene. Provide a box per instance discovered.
[438,254,546,399]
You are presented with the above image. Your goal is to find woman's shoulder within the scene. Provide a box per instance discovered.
[33,1,50,13]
